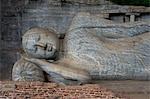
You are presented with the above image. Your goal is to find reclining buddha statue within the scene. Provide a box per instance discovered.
[12,13,150,85]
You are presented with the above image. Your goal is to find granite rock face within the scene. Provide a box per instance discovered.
[1,0,150,81]
[64,13,150,80]
[11,13,150,84]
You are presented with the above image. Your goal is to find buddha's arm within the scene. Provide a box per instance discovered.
[24,57,91,83]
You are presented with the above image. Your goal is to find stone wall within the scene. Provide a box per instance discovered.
[0,81,125,98]
[0,0,150,80]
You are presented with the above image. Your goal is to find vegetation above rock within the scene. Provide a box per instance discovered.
[110,0,150,6]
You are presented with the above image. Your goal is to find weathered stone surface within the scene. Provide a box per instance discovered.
[69,13,150,37]
[19,13,150,84]
[0,0,27,80]
[21,2,150,35]
[0,50,20,80]
[64,13,150,80]
[12,58,45,81]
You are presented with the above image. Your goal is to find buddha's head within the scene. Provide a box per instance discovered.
[22,27,59,59]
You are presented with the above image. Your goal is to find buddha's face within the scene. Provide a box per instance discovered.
[22,28,59,59]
